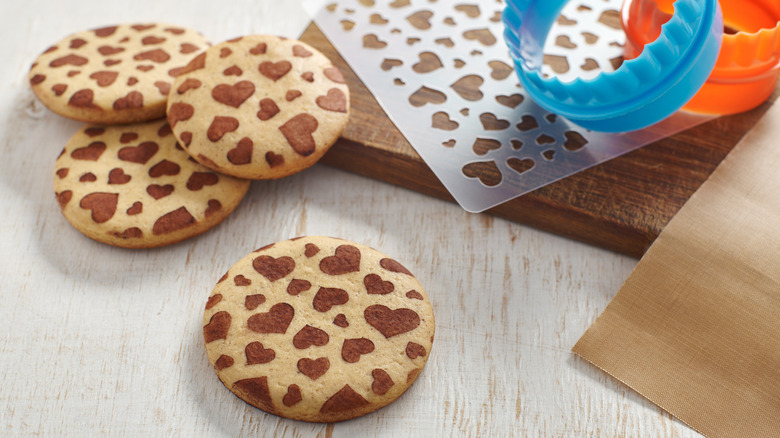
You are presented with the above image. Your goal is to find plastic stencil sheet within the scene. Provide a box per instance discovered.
[308,0,714,212]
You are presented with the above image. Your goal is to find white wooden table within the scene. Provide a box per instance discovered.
[0,1,702,436]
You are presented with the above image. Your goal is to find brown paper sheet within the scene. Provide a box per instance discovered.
[573,103,780,438]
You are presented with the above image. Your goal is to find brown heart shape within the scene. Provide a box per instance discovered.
[118,141,158,164]
[244,294,265,310]
[147,184,174,200]
[71,141,107,161]
[245,341,276,365]
[257,98,280,121]
[341,338,375,363]
[287,279,311,296]
[319,244,361,275]
[265,151,284,168]
[207,116,239,142]
[203,311,231,343]
[113,91,144,110]
[89,71,118,87]
[364,274,394,295]
[364,304,420,338]
[297,357,330,380]
[152,207,195,235]
[312,287,349,313]
[79,192,118,223]
[258,60,292,81]
[279,113,318,156]
[380,258,413,276]
[167,102,194,128]
[371,369,394,395]
[212,80,255,108]
[227,137,253,165]
[68,89,100,110]
[283,384,302,407]
[406,342,427,359]
[186,172,219,191]
[252,255,295,282]
[148,159,181,177]
[247,302,294,334]
[293,325,330,349]
[315,88,347,113]
[108,168,131,184]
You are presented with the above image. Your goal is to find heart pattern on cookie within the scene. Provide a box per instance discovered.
[203,237,433,423]
[166,35,349,180]
[212,81,255,108]
[364,304,421,338]
[258,60,292,81]
[53,120,251,248]
[319,245,361,275]
[297,357,330,380]
[253,255,295,282]
[247,302,295,334]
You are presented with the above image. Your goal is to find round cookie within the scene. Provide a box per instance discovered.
[53,119,251,248]
[167,35,350,180]
[29,23,210,124]
[202,237,434,422]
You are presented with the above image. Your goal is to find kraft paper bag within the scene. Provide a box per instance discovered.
[573,103,780,438]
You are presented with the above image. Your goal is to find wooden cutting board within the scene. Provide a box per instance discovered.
[301,23,774,258]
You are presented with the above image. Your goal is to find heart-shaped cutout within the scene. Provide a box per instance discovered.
[79,192,118,223]
[496,94,524,109]
[364,274,394,295]
[341,338,375,363]
[211,80,255,108]
[412,51,442,73]
[252,255,295,282]
[247,302,294,334]
[245,341,276,364]
[293,325,329,349]
[108,168,131,184]
[258,60,292,81]
[118,141,158,164]
[319,244,361,275]
[364,304,420,338]
[279,113,318,156]
[297,357,330,380]
[315,88,347,113]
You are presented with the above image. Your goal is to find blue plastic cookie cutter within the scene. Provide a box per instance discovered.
[502,0,723,132]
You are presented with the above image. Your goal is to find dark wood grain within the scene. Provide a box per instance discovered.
[302,23,773,258]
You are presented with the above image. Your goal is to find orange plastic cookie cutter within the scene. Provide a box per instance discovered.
[623,0,780,115]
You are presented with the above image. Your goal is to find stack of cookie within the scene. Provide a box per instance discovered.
[30,23,435,424]
[33,24,350,248]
